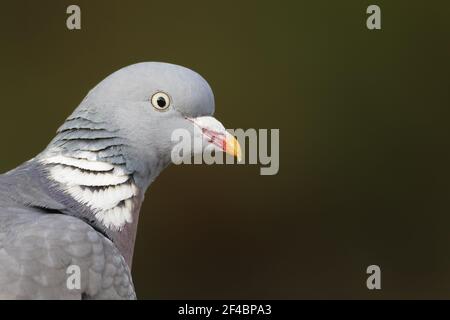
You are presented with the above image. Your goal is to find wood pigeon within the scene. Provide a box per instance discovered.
[0,62,241,299]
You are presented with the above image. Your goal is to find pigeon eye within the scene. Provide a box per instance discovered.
[151,92,171,111]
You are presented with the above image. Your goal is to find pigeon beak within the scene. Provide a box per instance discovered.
[224,131,242,162]
[187,116,242,162]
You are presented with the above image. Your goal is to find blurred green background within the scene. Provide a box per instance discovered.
[0,0,449,299]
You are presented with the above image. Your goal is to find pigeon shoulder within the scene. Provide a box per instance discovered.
[0,208,136,299]
[0,159,65,211]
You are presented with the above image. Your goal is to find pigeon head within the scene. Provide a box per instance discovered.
[39,62,241,249]
[48,62,241,186]
[91,63,241,186]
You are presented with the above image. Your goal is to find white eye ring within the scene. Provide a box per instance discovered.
[151,92,171,111]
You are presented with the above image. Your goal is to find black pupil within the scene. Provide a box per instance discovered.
[157,97,166,108]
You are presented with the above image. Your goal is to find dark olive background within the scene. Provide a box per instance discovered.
[0,0,449,299]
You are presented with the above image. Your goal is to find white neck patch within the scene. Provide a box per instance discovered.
[41,155,138,231]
